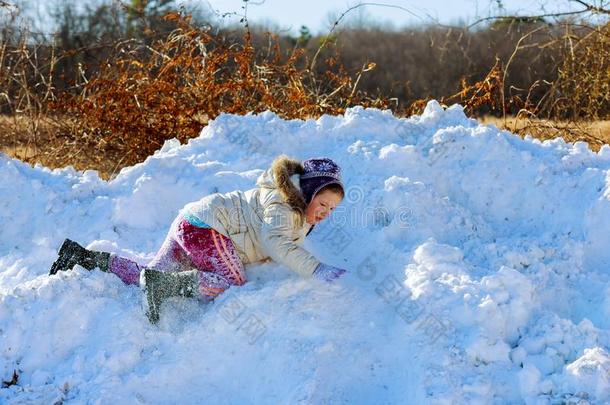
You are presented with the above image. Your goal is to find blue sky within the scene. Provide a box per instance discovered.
[193,0,584,34]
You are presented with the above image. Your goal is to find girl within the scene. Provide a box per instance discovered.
[48,155,347,323]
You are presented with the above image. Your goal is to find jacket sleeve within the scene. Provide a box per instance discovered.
[260,201,321,278]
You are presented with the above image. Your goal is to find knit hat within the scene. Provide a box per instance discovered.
[299,157,344,204]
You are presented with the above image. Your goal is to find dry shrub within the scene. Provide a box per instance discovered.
[0,24,79,168]
[405,19,610,151]
[548,22,610,120]
[496,21,610,150]
[53,12,388,167]
[405,60,504,116]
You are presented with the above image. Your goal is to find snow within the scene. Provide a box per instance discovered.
[1,100,610,403]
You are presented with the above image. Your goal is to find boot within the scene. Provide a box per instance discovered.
[141,268,199,324]
[49,239,110,275]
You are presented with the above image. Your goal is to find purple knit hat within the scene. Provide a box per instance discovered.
[299,157,344,204]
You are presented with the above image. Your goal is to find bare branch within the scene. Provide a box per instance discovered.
[571,0,610,15]
[467,9,591,29]
[467,0,610,29]
[310,2,422,71]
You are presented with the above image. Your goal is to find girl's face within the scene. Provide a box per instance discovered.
[305,189,343,225]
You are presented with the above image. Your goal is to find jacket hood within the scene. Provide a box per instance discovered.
[256,155,308,215]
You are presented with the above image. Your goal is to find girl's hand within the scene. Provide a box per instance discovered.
[313,263,347,282]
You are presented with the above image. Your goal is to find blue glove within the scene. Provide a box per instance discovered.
[313,263,347,282]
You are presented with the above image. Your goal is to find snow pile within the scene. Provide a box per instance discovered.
[1,101,609,403]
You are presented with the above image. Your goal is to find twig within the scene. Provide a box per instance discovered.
[571,0,610,15]
[501,25,548,124]
[310,2,421,72]
[468,9,591,29]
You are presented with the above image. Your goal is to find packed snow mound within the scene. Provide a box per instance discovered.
[1,100,610,403]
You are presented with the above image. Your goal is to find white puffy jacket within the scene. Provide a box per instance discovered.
[182,155,320,277]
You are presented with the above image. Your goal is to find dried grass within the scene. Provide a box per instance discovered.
[480,116,610,151]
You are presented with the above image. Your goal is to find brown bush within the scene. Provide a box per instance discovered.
[52,12,388,167]
[547,22,610,120]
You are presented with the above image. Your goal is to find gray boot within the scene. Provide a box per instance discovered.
[49,239,110,275]
[141,269,199,324]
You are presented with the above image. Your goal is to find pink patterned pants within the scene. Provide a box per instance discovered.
[108,215,247,298]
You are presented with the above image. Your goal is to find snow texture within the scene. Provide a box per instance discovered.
[1,100,610,403]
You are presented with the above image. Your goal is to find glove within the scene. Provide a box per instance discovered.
[313,263,347,282]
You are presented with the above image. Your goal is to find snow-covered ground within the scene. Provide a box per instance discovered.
[1,101,609,404]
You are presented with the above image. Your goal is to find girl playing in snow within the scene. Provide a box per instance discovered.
[48,155,347,323]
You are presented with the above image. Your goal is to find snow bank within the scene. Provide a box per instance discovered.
[1,101,609,403]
